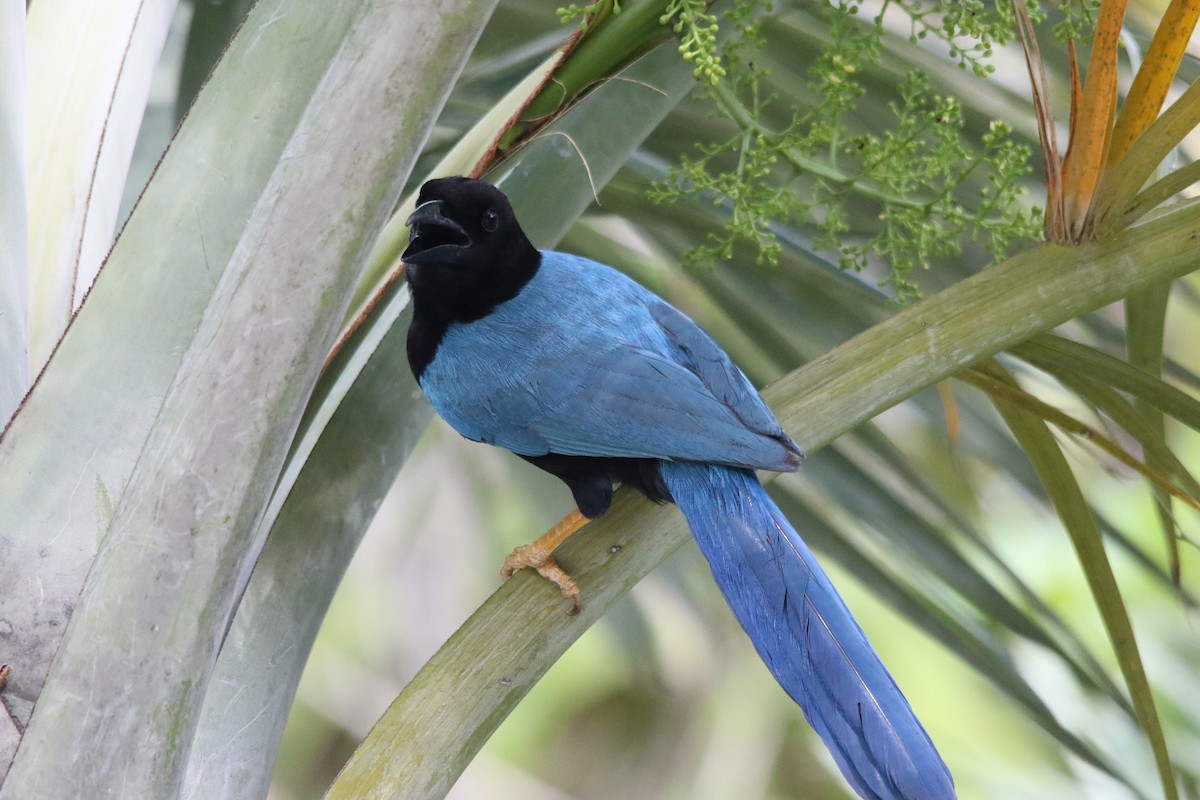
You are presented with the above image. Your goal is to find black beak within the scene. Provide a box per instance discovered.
[403,200,470,264]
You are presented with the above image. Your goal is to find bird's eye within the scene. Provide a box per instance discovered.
[481,208,499,233]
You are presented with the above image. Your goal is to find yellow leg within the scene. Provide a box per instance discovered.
[501,508,589,613]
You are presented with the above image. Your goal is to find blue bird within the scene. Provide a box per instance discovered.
[402,176,955,800]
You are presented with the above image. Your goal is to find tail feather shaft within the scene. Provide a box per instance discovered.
[659,461,955,800]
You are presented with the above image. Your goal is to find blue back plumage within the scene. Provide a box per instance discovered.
[661,462,956,800]
[421,252,799,471]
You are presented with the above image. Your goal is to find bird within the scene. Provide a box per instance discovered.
[401,176,956,800]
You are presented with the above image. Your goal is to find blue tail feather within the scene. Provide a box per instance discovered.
[659,462,955,800]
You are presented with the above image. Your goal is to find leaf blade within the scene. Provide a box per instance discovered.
[0,0,28,425]
[1061,0,1126,239]
[981,362,1180,800]
[0,0,495,790]
[1,0,370,730]
[24,0,179,367]
[1108,0,1200,166]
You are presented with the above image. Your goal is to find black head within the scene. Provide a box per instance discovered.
[402,177,541,324]
[403,177,542,380]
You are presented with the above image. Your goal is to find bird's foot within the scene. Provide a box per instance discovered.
[500,508,589,614]
[501,548,581,614]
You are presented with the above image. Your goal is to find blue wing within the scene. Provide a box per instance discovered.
[648,301,794,446]
[421,251,801,472]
